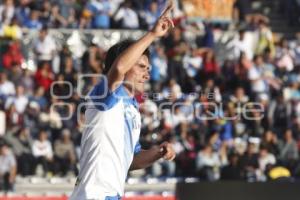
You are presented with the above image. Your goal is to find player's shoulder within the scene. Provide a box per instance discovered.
[87,78,129,111]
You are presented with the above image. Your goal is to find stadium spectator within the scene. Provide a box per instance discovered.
[176,130,197,177]
[5,85,28,114]
[228,30,254,60]
[32,130,54,176]
[229,87,250,105]
[201,50,220,81]
[196,144,222,181]
[33,27,56,66]
[238,142,259,181]
[255,20,275,57]
[248,55,268,99]
[278,129,299,170]
[52,74,71,98]
[5,104,22,130]
[0,0,15,25]
[182,47,203,79]
[260,130,280,155]
[220,153,242,180]
[234,52,252,91]
[268,94,292,137]
[113,0,140,29]
[54,129,77,176]
[20,69,35,96]
[141,1,161,29]
[0,106,6,136]
[23,9,42,29]
[39,1,52,27]
[150,158,176,177]
[163,27,187,86]
[0,72,16,97]
[0,140,16,192]
[35,62,54,91]
[59,0,76,23]
[258,144,276,180]
[7,127,35,176]
[14,0,30,26]
[275,38,294,72]
[81,43,105,73]
[221,153,243,180]
[1,17,22,40]
[50,5,68,28]
[87,0,112,29]
[23,101,40,138]
[150,44,168,92]
[199,23,215,49]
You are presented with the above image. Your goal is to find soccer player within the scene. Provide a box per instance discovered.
[69,2,176,200]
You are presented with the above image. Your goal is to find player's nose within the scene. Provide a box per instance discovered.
[144,73,150,81]
[143,73,150,81]
[142,66,150,81]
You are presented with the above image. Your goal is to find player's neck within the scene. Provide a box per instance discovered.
[123,85,135,98]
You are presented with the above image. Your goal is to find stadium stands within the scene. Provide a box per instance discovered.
[1,0,300,197]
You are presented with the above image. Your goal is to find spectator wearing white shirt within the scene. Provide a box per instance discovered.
[228,30,254,60]
[258,145,276,180]
[140,99,160,130]
[32,130,54,176]
[248,55,268,97]
[5,85,28,114]
[0,73,15,98]
[33,27,56,65]
[0,105,5,136]
[0,0,15,25]
[275,38,294,72]
[114,0,139,29]
[182,48,203,78]
[162,79,182,100]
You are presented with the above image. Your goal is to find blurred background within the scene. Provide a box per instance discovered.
[0,0,300,199]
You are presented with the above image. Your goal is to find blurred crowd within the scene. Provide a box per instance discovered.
[1,0,300,193]
[0,0,184,34]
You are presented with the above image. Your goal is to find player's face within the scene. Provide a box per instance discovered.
[125,55,150,95]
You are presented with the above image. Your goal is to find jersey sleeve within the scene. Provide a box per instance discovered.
[89,78,128,111]
[134,141,141,155]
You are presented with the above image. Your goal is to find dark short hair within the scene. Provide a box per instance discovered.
[103,39,150,75]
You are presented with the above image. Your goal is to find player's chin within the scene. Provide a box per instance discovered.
[135,87,144,95]
[134,85,145,95]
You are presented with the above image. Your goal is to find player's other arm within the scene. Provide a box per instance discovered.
[130,142,175,170]
[107,1,174,91]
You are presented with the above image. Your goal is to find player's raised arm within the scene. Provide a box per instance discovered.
[106,0,174,92]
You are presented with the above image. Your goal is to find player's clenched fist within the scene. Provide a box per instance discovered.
[151,0,174,38]
[160,141,176,161]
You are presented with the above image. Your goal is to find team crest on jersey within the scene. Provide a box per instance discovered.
[124,105,141,130]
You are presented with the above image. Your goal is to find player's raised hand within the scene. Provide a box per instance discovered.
[151,0,175,38]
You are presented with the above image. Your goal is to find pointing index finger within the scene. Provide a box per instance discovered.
[160,0,174,18]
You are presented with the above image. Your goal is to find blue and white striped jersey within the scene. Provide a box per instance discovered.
[69,77,141,200]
